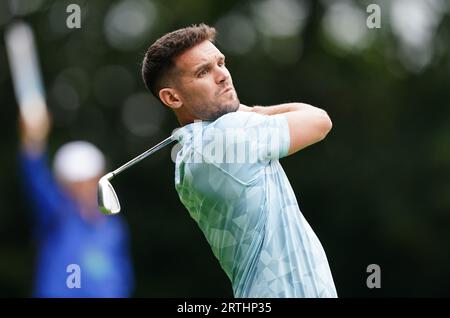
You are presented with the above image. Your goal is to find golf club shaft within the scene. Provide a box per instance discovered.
[111,136,175,177]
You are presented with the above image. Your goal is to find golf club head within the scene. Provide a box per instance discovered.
[98,172,121,215]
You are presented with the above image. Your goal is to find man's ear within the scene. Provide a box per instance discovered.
[159,88,182,109]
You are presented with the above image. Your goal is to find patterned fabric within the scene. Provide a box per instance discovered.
[174,111,337,298]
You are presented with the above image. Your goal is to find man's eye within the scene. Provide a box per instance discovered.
[218,61,225,67]
[198,69,208,77]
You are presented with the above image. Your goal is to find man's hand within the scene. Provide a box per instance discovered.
[252,103,327,116]
[19,110,51,156]
[250,106,275,116]
[238,104,253,112]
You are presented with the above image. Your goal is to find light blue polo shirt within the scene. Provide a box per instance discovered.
[174,111,337,298]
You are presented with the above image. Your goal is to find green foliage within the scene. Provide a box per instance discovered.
[0,0,449,297]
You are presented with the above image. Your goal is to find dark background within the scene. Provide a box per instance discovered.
[1,0,449,297]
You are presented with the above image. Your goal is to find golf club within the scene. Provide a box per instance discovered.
[98,135,175,215]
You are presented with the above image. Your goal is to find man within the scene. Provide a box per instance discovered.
[142,24,337,297]
[19,112,134,297]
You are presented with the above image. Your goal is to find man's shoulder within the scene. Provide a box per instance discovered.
[212,111,266,130]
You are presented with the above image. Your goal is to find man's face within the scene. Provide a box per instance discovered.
[172,40,240,121]
[63,176,100,211]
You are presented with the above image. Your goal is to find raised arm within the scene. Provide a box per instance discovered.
[243,103,332,156]
[18,111,66,228]
[19,109,51,157]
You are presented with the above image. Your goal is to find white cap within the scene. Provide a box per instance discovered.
[53,141,105,183]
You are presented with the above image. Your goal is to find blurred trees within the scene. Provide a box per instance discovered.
[0,0,449,297]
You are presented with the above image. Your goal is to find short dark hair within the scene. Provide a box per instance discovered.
[142,23,216,99]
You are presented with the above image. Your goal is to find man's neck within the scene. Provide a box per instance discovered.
[175,110,197,127]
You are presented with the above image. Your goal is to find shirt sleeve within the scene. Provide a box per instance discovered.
[212,111,291,163]
[252,113,291,161]
[19,150,67,229]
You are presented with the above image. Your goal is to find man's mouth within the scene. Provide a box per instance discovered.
[220,86,233,95]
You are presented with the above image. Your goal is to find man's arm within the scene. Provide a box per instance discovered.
[18,111,65,228]
[244,103,332,156]
[238,104,254,112]
[19,110,50,157]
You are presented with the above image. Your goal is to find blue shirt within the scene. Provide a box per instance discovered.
[20,151,134,297]
[174,111,337,297]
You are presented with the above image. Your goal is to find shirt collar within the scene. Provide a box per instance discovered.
[173,120,212,145]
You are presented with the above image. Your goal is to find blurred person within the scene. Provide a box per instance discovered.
[18,111,134,297]
[141,24,337,297]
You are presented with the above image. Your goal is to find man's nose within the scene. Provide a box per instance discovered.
[215,65,229,84]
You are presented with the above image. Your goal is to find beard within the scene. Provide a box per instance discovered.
[195,95,240,121]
